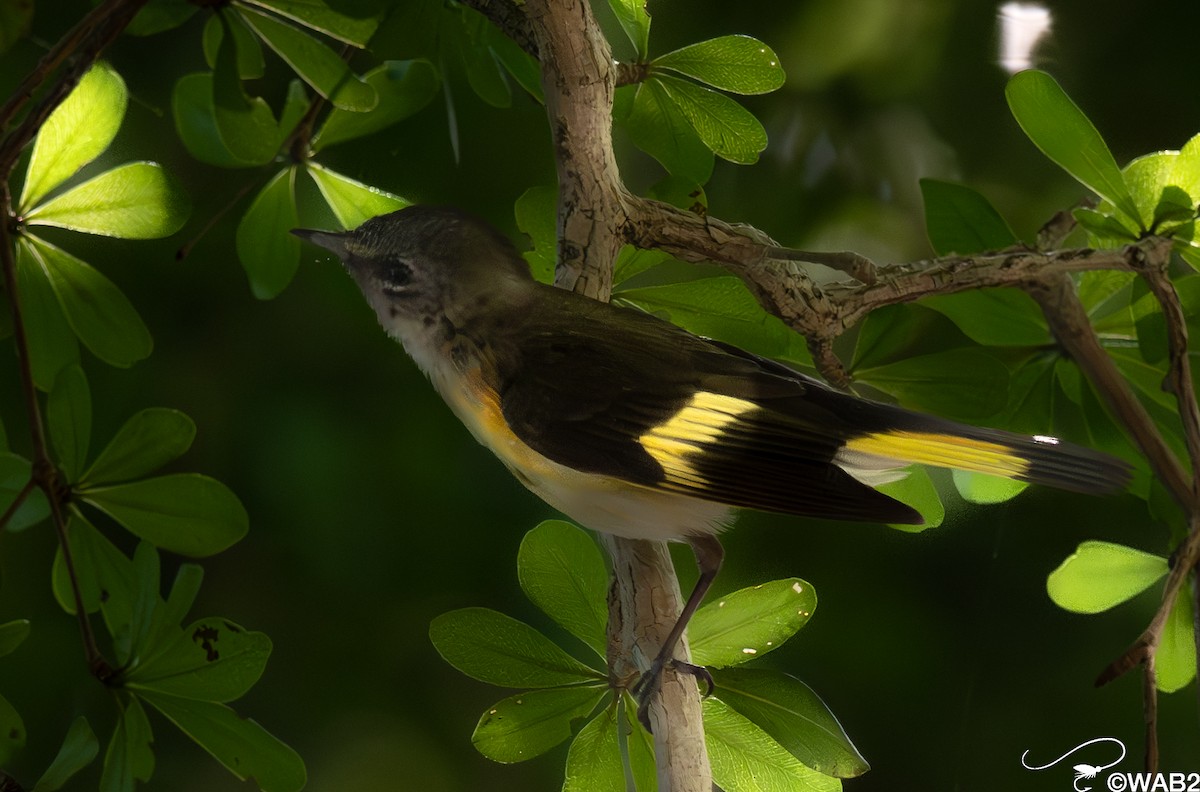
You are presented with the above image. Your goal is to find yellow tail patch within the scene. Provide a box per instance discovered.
[639,392,758,484]
[841,431,1031,478]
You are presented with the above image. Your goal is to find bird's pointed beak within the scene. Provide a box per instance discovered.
[291,228,349,260]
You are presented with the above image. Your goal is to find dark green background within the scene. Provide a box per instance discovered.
[1,0,1198,789]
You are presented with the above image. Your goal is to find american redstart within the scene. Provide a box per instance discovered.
[292,205,1130,723]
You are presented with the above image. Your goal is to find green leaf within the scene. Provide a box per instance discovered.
[877,467,944,531]
[654,75,767,165]
[80,474,249,558]
[689,579,816,668]
[429,608,603,688]
[850,304,962,372]
[614,246,673,286]
[952,470,1029,505]
[1123,152,1196,232]
[237,167,300,299]
[100,695,154,792]
[704,697,840,792]
[1073,207,1138,246]
[513,185,558,284]
[450,7,510,109]
[1046,541,1168,614]
[211,17,282,166]
[48,364,91,482]
[0,619,31,657]
[518,521,609,658]
[306,163,409,229]
[617,276,810,366]
[27,162,191,240]
[277,79,310,140]
[138,693,305,792]
[82,408,196,487]
[854,347,1009,421]
[0,452,49,531]
[654,36,784,95]
[486,23,542,103]
[14,239,79,389]
[53,513,134,623]
[919,288,1051,347]
[621,696,659,791]
[563,707,625,792]
[123,541,162,667]
[126,0,197,36]
[21,235,152,368]
[128,619,271,703]
[203,10,265,79]
[624,81,714,184]
[32,716,99,792]
[608,0,650,59]
[714,668,868,778]
[472,686,606,763]
[172,73,269,168]
[20,62,127,210]
[0,692,25,765]
[648,174,708,214]
[241,0,382,47]
[918,179,1019,256]
[314,60,440,151]
[1005,70,1140,228]
[1157,583,1197,693]
[0,0,32,53]
[239,6,377,111]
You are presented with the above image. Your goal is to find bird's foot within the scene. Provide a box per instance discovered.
[631,660,715,731]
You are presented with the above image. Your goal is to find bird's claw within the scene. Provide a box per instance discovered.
[632,660,715,732]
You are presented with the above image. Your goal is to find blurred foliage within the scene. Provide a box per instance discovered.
[0,0,1198,791]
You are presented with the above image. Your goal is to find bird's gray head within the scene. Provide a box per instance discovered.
[292,205,533,336]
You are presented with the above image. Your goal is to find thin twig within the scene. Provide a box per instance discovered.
[1143,653,1159,771]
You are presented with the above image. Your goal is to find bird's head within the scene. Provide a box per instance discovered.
[292,205,533,335]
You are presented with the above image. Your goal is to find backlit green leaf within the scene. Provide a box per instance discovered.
[242,0,382,47]
[608,0,650,59]
[100,695,154,792]
[1005,70,1140,228]
[951,470,1029,505]
[0,620,30,657]
[212,17,281,165]
[0,452,48,532]
[237,167,300,299]
[203,10,265,79]
[654,74,767,164]
[15,240,79,388]
[32,716,99,792]
[82,408,196,486]
[690,579,816,668]
[714,668,868,778]
[314,60,440,151]
[919,179,1018,256]
[138,693,305,792]
[1157,584,1197,693]
[655,36,784,95]
[472,686,606,763]
[1073,207,1138,246]
[0,692,25,765]
[20,62,126,209]
[239,6,377,111]
[878,467,944,531]
[48,364,91,482]
[624,81,714,184]
[21,235,152,368]
[1046,541,1167,614]
[562,707,624,792]
[430,608,603,688]
[518,521,609,658]
[618,276,811,366]
[173,73,267,167]
[704,697,840,792]
[854,347,1009,421]
[129,619,271,703]
[79,474,249,558]
[306,163,408,229]
[27,162,190,239]
[919,288,1051,347]
[514,185,557,284]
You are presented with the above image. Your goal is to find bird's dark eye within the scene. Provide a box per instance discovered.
[379,261,413,295]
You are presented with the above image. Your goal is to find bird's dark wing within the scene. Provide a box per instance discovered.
[495,291,923,524]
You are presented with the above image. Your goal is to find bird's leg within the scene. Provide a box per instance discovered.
[631,534,724,730]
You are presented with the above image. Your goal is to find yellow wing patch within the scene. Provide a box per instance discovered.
[639,392,759,485]
[841,430,1031,478]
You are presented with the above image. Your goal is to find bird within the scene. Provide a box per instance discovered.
[292,205,1131,725]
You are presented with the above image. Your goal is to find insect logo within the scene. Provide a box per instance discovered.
[1021,737,1127,792]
